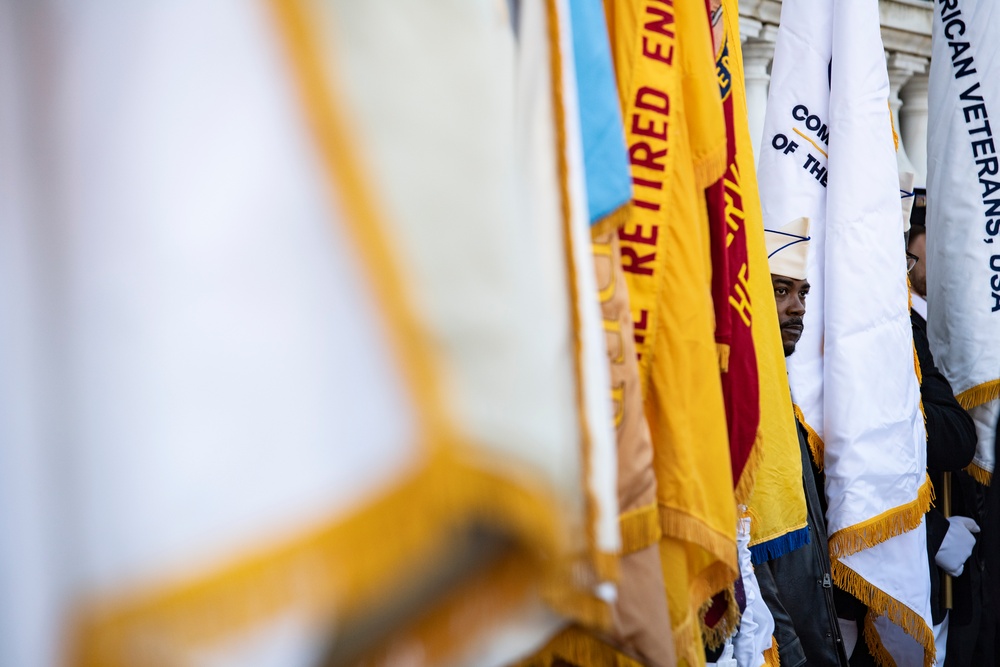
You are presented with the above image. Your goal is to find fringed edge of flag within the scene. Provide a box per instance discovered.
[792,404,825,471]
[889,100,899,152]
[862,612,897,667]
[734,427,764,507]
[544,580,616,633]
[748,524,810,566]
[513,625,647,667]
[828,475,934,560]
[590,201,633,240]
[699,583,740,650]
[619,502,662,555]
[912,342,928,429]
[833,561,936,667]
[659,505,739,577]
[763,637,781,667]
[69,455,566,667]
[670,609,702,667]
[956,379,1000,411]
[355,548,541,667]
[966,461,993,487]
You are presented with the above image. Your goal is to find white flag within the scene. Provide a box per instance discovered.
[758,0,934,664]
[927,0,1000,486]
[0,1,609,665]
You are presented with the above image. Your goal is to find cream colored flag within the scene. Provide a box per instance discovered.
[0,1,610,665]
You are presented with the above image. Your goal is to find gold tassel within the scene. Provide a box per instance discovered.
[828,475,934,560]
[956,379,1000,411]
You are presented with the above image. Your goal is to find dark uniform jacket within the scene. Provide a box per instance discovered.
[757,418,850,667]
[911,310,978,628]
[912,309,989,666]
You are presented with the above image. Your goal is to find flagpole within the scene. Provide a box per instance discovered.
[942,471,953,610]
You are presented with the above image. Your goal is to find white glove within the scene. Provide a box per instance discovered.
[935,516,980,577]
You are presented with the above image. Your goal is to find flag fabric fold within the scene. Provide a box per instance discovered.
[0,1,621,665]
[605,0,738,661]
[926,0,1000,487]
[714,0,809,564]
[758,0,934,664]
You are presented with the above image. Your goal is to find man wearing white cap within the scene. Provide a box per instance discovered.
[753,217,851,667]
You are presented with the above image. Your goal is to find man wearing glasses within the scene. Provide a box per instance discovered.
[907,197,981,667]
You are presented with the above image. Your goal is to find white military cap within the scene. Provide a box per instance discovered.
[765,216,811,281]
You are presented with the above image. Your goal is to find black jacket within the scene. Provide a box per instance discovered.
[912,310,978,627]
[757,419,850,667]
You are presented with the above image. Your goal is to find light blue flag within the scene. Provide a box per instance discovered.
[569,0,632,226]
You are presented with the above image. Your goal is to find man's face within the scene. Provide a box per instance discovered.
[908,232,927,298]
[771,274,809,357]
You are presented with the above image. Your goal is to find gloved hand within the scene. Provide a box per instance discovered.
[935,516,980,577]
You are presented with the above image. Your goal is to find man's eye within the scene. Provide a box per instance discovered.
[800,292,809,299]
[775,288,787,296]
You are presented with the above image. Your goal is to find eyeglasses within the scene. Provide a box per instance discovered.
[906,252,919,273]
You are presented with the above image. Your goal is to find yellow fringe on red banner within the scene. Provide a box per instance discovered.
[699,583,740,651]
[828,475,934,560]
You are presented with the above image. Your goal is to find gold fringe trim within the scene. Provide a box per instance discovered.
[699,583,739,650]
[670,611,703,667]
[619,502,662,555]
[763,637,780,667]
[889,100,899,152]
[544,582,615,633]
[659,506,739,576]
[834,561,935,667]
[70,454,564,667]
[792,404,824,471]
[734,427,765,507]
[359,549,539,666]
[966,461,993,487]
[544,0,608,584]
[828,475,934,560]
[717,343,731,373]
[515,626,647,667]
[956,379,1000,411]
[590,202,634,240]
[862,611,896,667]
[913,343,927,429]
[593,550,622,584]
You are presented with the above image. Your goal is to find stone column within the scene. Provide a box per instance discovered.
[886,53,928,185]
[741,30,777,162]
[899,73,929,186]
